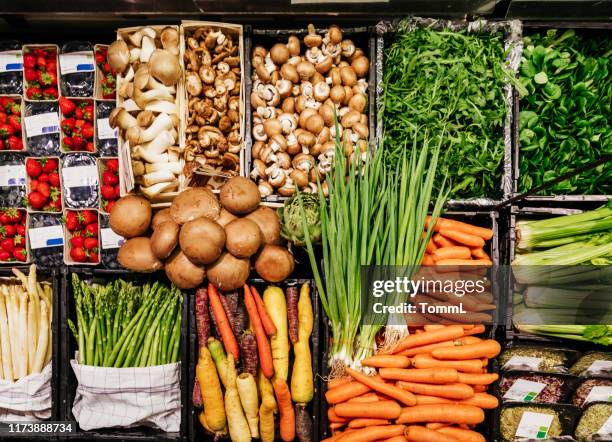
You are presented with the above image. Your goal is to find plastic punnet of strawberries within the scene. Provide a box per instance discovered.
[95,47,116,100]
[65,209,99,263]
[59,97,94,152]
[0,208,27,262]
[0,96,23,151]
[100,158,120,213]
[23,48,59,101]
[26,157,62,212]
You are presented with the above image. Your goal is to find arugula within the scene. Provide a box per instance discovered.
[519,29,612,195]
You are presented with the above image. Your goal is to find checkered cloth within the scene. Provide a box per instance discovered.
[71,360,180,432]
[0,363,52,421]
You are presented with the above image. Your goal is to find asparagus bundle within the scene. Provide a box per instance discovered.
[68,274,182,367]
[0,264,53,381]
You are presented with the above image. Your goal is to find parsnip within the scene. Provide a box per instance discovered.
[236,373,259,438]
[291,283,314,403]
[263,286,289,380]
[224,356,251,442]
[196,347,226,433]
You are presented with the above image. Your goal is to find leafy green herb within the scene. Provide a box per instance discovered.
[519,29,612,195]
[381,22,511,199]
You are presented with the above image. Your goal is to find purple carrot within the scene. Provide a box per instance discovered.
[239,330,258,378]
[286,286,299,344]
[195,288,211,346]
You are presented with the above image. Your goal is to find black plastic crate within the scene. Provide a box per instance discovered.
[59,267,188,441]
[0,266,60,440]
[244,24,377,204]
[188,278,322,442]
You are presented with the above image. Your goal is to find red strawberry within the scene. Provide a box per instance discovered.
[8,101,20,115]
[16,225,25,236]
[26,86,42,100]
[84,237,98,250]
[105,200,116,213]
[102,170,119,186]
[85,142,94,152]
[7,136,23,151]
[59,97,76,116]
[65,211,79,231]
[24,68,37,82]
[3,224,16,237]
[26,159,42,177]
[62,136,74,150]
[38,182,50,198]
[53,197,62,210]
[82,210,97,225]
[13,234,25,247]
[88,251,99,263]
[0,212,9,224]
[0,112,6,124]
[37,70,56,86]
[101,184,116,200]
[83,105,94,122]
[23,54,36,69]
[85,223,98,237]
[70,235,84,248]
[1,238,15,252]
[72,135,85,150]
[43,87,58,99]
[7,114,20,131]
[0,138,4,150]
[95,52,105,64]
[74,107,84,120]
[36,56,46,68]
[106,159,119,172]
[29,179,38,191]
[0,123,14,137]
[38,173,49,183]
[0,250,10,261]
[5,209,22,223]
[13,247,26,262]
[46,58,57,72]
[48,172,60,187]
[114,184,121,198]
[43,158,58,173]
[62,117,76,134]
[27,191,46,209]
[70,247,86,262]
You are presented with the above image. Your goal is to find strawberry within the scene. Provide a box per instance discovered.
[0,250,10,261]
[28,191,46,209]
[43,158,57,173]
[62,136,74,150]
[70,235,84,248]
[88,251,99,263]
[65,211,79,231]
[84,237,98,250]
[95,51,105,65]
[83,105,94,121]
[38,182,50,198]
[38,173,48,183]
[23,53,36,69]
[53,197,62,210]
[8,114,20,132]
[16,225,25,236]
[102,170,119,186]
[26,86,42,100]
[101,185,116,200]
[85,223,98,237]
[114,184,121,198]
[62,117,76,134]
[13,247,26,262]
[72,135,85,150]
[82,210,97,225]
[59,97,76,116]
[0,212,9,224]
[7,100,20,115]
[7,136,23,151]
[37,70,56,86]
[70,247,86,262]
[0,112,6,124]
[105,200,116,213]
[24,68,37,82]
[13,234,24,247]
[5,209,22,223]
[85,142,94,152]
[74,107,84,120]
[26,159,42,177]
[0,138,4,150]
[1,238,15,252]
[43,87,58,99]
[36,55,46,68]
[106,159,119,172]
[82,123,94,139]
[48,172,60,187]
[0,123,14,137]
[29,179,38,192]
[3,224,16,237]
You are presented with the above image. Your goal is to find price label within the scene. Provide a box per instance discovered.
[515,411,553,439]
[0,165,26,186]
[100,228,124,250]
[0,50,23,72]
[503,379,547,402]
[62,165,99,188]
[29,225,64,249]
[24,112,60,137]
[585,386,612,405]
[96,118,118,140]
[503,356,542,371]
[598,415,612,436]
[59,51,95,75]
[587,360,612,376]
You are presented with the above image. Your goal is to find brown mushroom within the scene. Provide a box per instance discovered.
[270,43,290,65]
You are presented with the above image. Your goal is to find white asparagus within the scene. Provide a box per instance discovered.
[6,287,19,379]
[0,288,10,380]
[31,299,48,374]
[41,284,53,366]
[17,288,28,377]
[27,298,37,373]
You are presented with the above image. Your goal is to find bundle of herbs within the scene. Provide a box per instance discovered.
[381,19,516,200]
[519,29,612,195]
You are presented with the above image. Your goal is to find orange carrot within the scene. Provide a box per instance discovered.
[432,339,501,360]
[423,325,446,331]
[249,285,277,335]
[346,368,417,406]
[438,230,485,248]
[427,217,493,240]
[472,385,488,393]
[437,427,486,442]
[398,337,481,357]
[406,425,460,442]
[433,233,457,248]
[387,325,465,354]
[273,378,295,441]
[348,418,390,429]
[326,380,372,404]
[397,405,484,425]
[470,248,490,260]
[335,400,401,420]
[397,382,474,400]
[379,368,458,384]
[208,283,239,360]
[426,423,449,430]
[382,436,408,442]
[362,355,412,368]
[347,393,380,403]
[457,393,498,409]
[412,355,483,373]
[329,377,351,390]
[329,407,349,423]
[456,373,498,386]
[337,425,406,442]
[415,395,453,405]
[426,237,437,253]
[462,325,486,336]
[432,246,471,261]
[330,422,346,431]
[243,285,274,378]
[422,254,435,266]
[435,259,491,266]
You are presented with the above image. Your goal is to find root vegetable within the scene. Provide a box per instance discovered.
[208,337,228,388]
[263,286,289,380]
[180,217,226,264]
[379,368,459,384]
[397,404,484,425]
[250,286,276,336]
[255,244,295,282]
[244,286,274,378]
[239,331,258,377]
[224,218,263,258]
[431,339,501,360]
[150,220,179,259]
[259,371,277,442]
[291,283,314,404]
[405,426,458,442]
[208,284,239,360]
[286,286,299,344]
[224,356,251,442]
[273,378,296,442]
[117,237,163,272]
[196,346,226,433]
[236,373,260,438]
[397,382,474,400]
[206,252,250,292]
[170,187,220,225]
[346,368,416,406]
[295,404,313,442]
[220,176,261,215]
[246,206,282,245]
[164,250,206,289]
[335,400,402,419]
[110,195,152,238]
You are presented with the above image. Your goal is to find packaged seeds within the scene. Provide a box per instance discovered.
[573,378,612,409]
[570,353,612,379]
[575,402,612,442]
[500,345,574,373]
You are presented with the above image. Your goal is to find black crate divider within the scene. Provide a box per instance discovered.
[0,266,60,441]
[188,279,322,442]
[244,25,378,204]
[59,267,188,441]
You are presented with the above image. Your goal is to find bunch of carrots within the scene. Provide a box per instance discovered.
[194,282,314,442]
[324,324,501,442]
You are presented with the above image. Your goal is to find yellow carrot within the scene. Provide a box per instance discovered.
[291,283,314,403]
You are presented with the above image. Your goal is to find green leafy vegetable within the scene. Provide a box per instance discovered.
[278,192,321,246]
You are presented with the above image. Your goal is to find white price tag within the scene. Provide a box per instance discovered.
[97,118,118,140]
[0,165,26,186]
[24,112,60,137]
[503,356,543,371]
[100,228,124,250]
[503,379,547,402]
[28,225,64,249]
[598,415,612,436]
[0,50,23,72]
[62,165,99,188]
[59,51,95,75]
[515,411,554,439]
[585,386,612,405]
[588,360,612,376]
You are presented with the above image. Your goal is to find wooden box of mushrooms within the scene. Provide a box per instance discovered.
[248,25,373,200]
[107,25,185,206]
[181,21,246,191]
